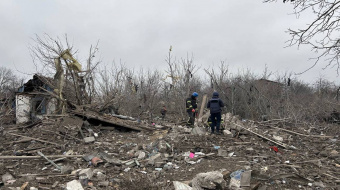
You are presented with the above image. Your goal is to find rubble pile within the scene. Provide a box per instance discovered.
[0,112,339,189]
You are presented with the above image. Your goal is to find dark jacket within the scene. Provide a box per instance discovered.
[160,107,167,115]
[207,95,224,114]
[186,95,197,112]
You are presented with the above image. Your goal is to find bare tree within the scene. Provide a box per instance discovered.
[181,53,198,97]
[164,45,179,88]
[265,0,340,74]
[0,67,16,95]
[163,47,201,119]
[0,67,24,124]
[204,61,229,93]
[83,42,101,104]
[30,34,100,113]
[0,67,24,97]
[96,62,126,114]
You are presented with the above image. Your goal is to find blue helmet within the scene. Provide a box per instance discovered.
[192,92,198,97]
[213,92,219,97]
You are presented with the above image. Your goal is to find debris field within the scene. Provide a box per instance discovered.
[0,111,339,190]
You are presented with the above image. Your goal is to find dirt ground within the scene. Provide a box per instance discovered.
[0,114,339,190]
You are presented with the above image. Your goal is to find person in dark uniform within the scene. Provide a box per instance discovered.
[207,92,224,134]
[207,116,224,130]
[186,92,198,127]
[160,105,167,119]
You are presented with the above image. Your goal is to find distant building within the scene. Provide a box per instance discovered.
[252,78,286,119]
[253,78,284,97]
[16,74,57,124]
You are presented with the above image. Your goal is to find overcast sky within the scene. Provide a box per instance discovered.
[0,0,338,85]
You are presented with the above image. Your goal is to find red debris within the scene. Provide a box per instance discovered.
[270,146,279,152]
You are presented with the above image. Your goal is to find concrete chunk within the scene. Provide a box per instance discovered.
[240,170,251,187]
[61,165,74,174]
[66,180,84,190]
[191,127,206,135]
[192,171,226,190]
[173,181,193,190]
[217,149,229,157]
[79,168,93,180]
[84,137,95,143]
[2,172,14,183]
[273,135,283,142]
[98,181,109,187]
[223,130,233,137]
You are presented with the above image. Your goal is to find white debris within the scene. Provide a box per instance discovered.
[84,136,95,143]
[223,130,233,137]
[173,181,193,190]
[273,135,283,142]
[228,152,234,157]
[192,171,226,190]
[66,180,84,190]
[78,168,94,179]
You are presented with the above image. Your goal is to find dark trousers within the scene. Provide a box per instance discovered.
[187,112,195,126]
[210,112,221,133]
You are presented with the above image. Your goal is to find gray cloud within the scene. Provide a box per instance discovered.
[0,0,338,84]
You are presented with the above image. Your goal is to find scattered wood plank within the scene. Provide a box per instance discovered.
[257,118,290,124]
[233,123,291,149]
[234,142,252,145]
[251,182,261,190]
[17,173,76,177]
[247,155,268,158]
[322,173,340,180]
[4,138,32,145]
[295,158,326,164]
[45,158,67,165]
[26,146,57,154]
[7,121,42,130]
[262,125,333,138]
[37,186,50,190]
[40,129,82,141]
[44,115,69,117]
[22,120,42,129]
[267,164,302,168]
[52,181,59,188]
[73,110,153,131]
[8,146,56,157]
[0,155,83,159]
[197,152,215,158]
[23,146,46,151]
[78,126,85,139]
[37,151,61,171]
[20,182,29,190]
[99,126,120,130]
[7,133,62,147]
[110,114,136,121]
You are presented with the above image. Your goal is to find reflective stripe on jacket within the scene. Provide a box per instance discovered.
[186,96,197,112]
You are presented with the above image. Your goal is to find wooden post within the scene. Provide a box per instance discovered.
[198,94,207,121]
